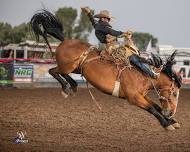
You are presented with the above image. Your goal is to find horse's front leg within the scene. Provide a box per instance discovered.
[130,93,175,130]
[145,96,180,129]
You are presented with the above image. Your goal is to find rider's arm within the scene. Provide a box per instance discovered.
[87,13,97,28]
[81,7,97,28]
[101,26,123,37]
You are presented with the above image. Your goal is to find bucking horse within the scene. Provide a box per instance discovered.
[30,10,182,130]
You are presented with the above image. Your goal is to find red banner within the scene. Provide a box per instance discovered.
[0,58,56,64]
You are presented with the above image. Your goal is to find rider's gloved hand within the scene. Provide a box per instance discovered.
[147,57,163,69]
[147,58,154,65]
[123,30,133,39]
[81,7,91,14]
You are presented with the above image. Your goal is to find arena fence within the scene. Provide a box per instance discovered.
[0,62,190,88]
[0,62,85,88]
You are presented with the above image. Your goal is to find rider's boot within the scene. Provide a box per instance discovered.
[141,63,160,79]
[129,55,160,79]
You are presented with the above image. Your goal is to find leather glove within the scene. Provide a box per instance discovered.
[146,58,154,65]
[81,7,91,14]
[147,58,163,68]
[124,30,133,38]
[151,53,163,68]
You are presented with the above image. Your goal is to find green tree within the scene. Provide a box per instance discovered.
[0,7,158,48]
[74,11,94,41]
[11,23,30,43]
[132,32,158,51]
[0,22,12,46]
[55,7,93,41]
[0,22,34,45]
[0,7,94,45]
[55,7,77,39]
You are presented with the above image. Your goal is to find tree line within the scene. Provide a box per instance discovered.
[0,7,158,50]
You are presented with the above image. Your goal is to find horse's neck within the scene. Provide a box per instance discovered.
[155,73,169,89]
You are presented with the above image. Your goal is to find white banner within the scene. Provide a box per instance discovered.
[33,64,57,82]
[174,65,190,84]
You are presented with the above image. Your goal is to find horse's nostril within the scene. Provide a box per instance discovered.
[171,111,175,116]
[168,111,174,118]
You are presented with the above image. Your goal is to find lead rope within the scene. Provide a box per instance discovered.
[79,46,102,111]
[81,76,102,111]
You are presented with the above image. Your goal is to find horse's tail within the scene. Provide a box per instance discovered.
[30,9,64,55]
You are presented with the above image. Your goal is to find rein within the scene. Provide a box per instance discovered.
[150,79,175,102]
[150,79,167,101]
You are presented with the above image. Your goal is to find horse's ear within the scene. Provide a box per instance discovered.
[165,50,177,66]
[162,50,182,88]
[170,50,177,62]
[168,50,177,62]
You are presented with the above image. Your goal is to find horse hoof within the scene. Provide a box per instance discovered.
[61,91,69,98]
[72,87,78,93]
[70,89,76,97]
[71,93,76,97]
[165,125,175,131]
[172,123,181,129]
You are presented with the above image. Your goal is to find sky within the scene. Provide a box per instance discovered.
[0,0,190,47]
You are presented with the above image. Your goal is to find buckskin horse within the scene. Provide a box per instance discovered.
[30,10,182,130]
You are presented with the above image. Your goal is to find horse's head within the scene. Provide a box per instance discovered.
[158,50,182,118]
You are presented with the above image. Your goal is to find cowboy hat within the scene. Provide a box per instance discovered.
[94,10,114,19]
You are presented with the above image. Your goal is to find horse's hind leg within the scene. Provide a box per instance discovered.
[60,74,78,94]
[49,67,71,98]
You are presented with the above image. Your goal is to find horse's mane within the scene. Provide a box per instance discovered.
[161,50,182,88]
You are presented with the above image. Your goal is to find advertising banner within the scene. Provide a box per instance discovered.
[174,65,190,84]
[33,64,85,83]
[0,63,14,87]
[33,64,57,82]
[14,65,33,82]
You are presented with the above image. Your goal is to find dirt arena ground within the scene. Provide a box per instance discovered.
[0,87,189,152]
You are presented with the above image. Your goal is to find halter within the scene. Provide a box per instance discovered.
[150,79,176,103]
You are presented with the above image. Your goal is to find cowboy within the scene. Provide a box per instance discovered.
[81,7,160,78]
[81,7,128,54]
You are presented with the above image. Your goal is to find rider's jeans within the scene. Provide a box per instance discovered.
[129,54,154,77]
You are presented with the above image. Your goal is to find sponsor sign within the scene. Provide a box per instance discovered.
[174,65,190,84]
[33,64,56,82]
[14,65,33,82]
[0,63,14,86]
